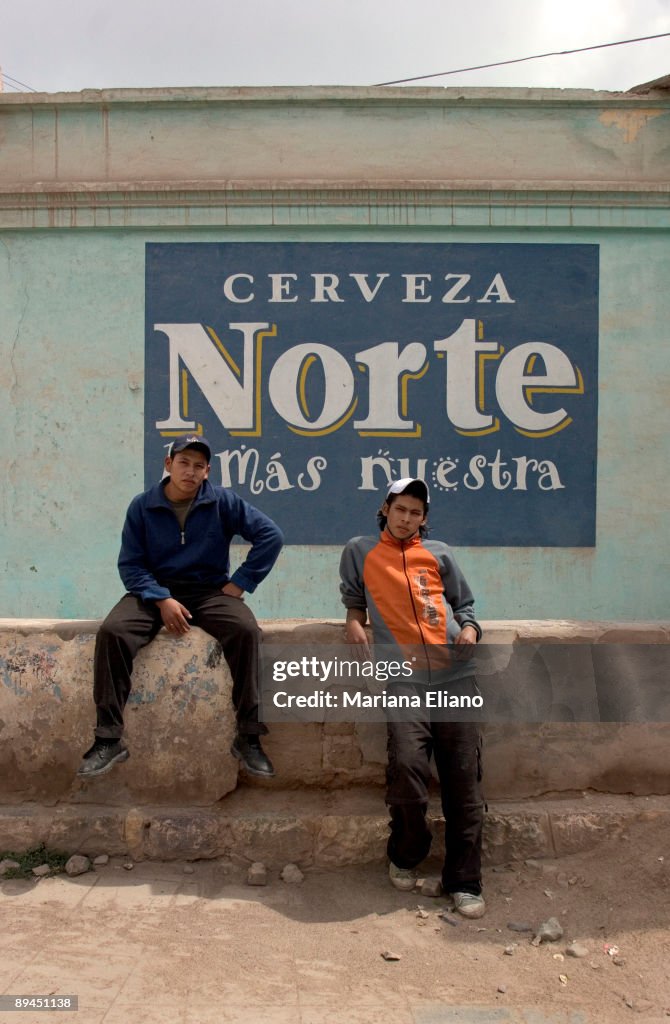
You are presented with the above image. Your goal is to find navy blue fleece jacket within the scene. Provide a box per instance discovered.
[117,479,283,602]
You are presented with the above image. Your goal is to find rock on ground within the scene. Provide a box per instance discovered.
[532,917,564,944]
[247,862,268,886]
[420,877,443,897]
[280,863,304,884]
[65,855,91,877]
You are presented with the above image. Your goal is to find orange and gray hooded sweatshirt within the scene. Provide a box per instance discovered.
[339,530,482,681]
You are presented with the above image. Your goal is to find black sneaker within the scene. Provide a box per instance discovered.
[231,735,275,778]
[77,739,130,778]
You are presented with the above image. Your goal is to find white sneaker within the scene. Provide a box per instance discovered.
[450,891,486,919]
[389,862,418,892]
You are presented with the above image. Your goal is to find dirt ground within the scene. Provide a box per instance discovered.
[1,816,669,1024]
[382,815,670,1022]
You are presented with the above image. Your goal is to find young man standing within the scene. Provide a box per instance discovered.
[339,478,485,918]
[78,435,283,780]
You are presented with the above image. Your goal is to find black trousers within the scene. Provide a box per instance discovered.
[385,689,484,895]
[93,588,266,740]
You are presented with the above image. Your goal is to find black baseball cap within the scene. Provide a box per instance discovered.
[169,435,212,462]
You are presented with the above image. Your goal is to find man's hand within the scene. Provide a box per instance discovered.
[345,611,371,659]
[454,624,478,661]
[156,597,192,634]
[221,582,245,600]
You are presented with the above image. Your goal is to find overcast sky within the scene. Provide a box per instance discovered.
[2,0,669,95]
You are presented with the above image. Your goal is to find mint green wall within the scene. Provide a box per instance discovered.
[2,223,668,621]
[1,87,668,621]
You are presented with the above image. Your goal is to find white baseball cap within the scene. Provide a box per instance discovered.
[385,478,429,506]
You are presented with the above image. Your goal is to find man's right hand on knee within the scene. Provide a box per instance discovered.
[156,597,192,634]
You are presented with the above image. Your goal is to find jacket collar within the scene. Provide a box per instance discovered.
[146,478,216,509]
[379,529,422,549]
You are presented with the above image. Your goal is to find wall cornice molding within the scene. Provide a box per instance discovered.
[1,184,668,230]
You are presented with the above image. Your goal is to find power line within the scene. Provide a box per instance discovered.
[374,32,670,87]
[1,70,38,93]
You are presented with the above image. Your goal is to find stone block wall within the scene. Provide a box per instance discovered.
[1,618,668,807]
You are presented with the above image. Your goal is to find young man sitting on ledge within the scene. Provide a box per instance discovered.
[77,435,283,780]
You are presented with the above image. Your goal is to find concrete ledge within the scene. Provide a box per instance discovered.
[1,619,669,807]
[0,622,238,805]
[0,793,666,868]
[4,616,668,640]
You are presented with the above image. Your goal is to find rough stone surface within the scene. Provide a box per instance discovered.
[124,807,146,860]
[65,854,91,876]
[261,723,328,787]
[0,809,61,851]
[47,809,128,856]
[322,721,356,736]
[551,810,631,856]
[228,817,315,867]
[0,792,668,869]
[0,858,21,874]
[0,626,237,806]
[32,864,50,877]
[1,619,668,804]
[322,733,364,772]
[485,722,670,799]
[139,812,225,861]
[354,722,387,767]
[93,854,109,865]
[314,814,387,867]
[482,810,553,863]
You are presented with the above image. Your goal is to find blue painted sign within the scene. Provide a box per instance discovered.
[145,242,598,545]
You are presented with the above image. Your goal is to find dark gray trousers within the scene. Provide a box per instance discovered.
[386,693,484,895]
[93,588,265,740]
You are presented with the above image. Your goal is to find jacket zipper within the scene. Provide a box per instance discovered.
[181,505,192,545]
[174,500,195,546]
[400,542,433,684]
